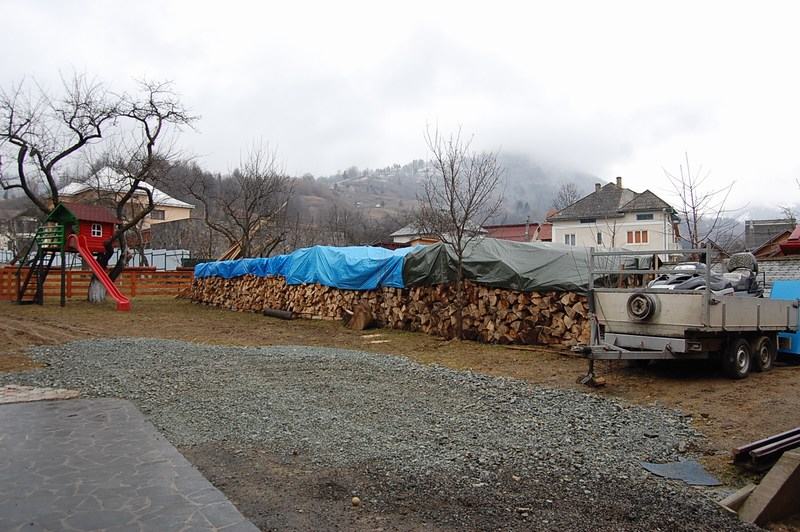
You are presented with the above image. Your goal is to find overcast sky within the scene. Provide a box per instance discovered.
[2,0,799,212]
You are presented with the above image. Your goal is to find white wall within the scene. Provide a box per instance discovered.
[551,212,678,251]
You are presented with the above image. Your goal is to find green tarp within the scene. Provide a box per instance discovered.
[403,239,653,293]
[403,239,593,293]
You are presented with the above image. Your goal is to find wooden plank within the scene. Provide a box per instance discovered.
[718,483,756,512]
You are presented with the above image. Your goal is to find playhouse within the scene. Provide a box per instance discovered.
[46,203,120,253]
[16,202,131,310]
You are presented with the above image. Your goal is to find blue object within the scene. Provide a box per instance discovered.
[194,245,422,290]
[769,279,800,355]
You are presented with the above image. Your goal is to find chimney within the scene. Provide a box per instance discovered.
[595,183,601,192]
[616,176,622,187]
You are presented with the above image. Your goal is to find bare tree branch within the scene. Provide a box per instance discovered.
[183,142,292,258]
[415,125,504,339]
[0,74,197,302]
[552,182,580,211]
[663,152,738,250]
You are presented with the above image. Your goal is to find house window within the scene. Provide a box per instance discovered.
[579,218,596,224]
[91,223,103,237]
[626,230,649,244]
[597,232,603,245]
[150,209,166,220]
[636,213,654,221]
[564,233,576,246]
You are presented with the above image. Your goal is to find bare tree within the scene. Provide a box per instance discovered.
[415,126,504,339]
[778,204,796,222]
[552,182,580,211]
[186,143,292,258]
[0,74,195,302]
[664,153,736,249]
[323,203,414,247]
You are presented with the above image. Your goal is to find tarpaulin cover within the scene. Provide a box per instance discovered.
[403,240,652,293]
[403,239,593,292]
[194,245,421,290]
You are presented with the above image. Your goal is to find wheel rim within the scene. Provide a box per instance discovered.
[736,345,750,373]
[628,294,654,320]
[759,343,771,367]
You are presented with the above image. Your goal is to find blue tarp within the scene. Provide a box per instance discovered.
[194,245,421,290]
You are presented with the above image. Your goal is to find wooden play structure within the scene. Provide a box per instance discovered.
[15,203,131,311]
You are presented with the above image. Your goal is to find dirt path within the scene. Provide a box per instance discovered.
[2,297,798,486]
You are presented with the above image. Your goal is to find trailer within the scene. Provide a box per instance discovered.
[573,248,800,383]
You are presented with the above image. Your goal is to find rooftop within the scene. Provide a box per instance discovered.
[548,178,673,221]
[58,167,194,210]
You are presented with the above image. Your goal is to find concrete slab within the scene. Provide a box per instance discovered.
[739,450,800,525]
[0,398,258,532]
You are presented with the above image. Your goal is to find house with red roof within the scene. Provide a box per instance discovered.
[483,220,553,242]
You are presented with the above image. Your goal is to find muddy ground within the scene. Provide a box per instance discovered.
[2,297,799,529]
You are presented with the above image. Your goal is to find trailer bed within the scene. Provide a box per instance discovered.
[596,289,798,337]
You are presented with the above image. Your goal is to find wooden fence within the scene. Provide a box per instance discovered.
[0,266,194,301]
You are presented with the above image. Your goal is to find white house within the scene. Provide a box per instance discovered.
[58,167,194,230]
[548,177,680,251]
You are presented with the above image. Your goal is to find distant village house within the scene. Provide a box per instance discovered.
[547,177,680,252]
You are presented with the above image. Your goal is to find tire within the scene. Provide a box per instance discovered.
[627,292,658,321]
[752,335,775,372]
[722,337,751,379]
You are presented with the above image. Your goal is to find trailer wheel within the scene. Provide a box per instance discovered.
[627,292,657,321]
[752,336,775,372]
[722,338,751,379]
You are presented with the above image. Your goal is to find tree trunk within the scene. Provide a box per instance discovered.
[88,277,107,303]
[455,257,464,340]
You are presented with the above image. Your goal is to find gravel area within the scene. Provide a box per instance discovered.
[1,338,751,531]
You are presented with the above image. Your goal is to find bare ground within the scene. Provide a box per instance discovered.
[2,297,799,528]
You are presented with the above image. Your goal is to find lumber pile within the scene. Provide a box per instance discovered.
[191,275,590,347]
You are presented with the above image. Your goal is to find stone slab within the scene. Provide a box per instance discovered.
[0,398,258,532]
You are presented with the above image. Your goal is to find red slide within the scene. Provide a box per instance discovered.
[67,234,131,311]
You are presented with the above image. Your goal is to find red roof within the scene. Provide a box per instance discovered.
[485,223,540,242]
[779,225,800,255]
[62,203,121,224]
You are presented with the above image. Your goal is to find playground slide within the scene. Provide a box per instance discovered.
[67,234,131,311]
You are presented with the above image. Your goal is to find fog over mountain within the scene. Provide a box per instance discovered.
[3,2,799,210]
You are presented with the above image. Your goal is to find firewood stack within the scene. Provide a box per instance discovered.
[191,275,590,347]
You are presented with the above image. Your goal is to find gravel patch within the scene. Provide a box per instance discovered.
[2,338,751,531]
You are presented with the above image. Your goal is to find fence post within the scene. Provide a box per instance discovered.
[130,270,137,297]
